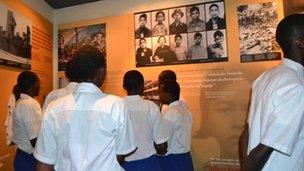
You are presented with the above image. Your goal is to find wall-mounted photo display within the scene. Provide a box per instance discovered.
[238,1,281,62]
[58,23,106,71]
[0,1,32,70]
[134,0,228,67]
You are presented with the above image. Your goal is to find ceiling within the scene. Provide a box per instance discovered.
[44,0,104,9]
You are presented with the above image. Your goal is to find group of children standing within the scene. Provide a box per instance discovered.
[6,45,193,171]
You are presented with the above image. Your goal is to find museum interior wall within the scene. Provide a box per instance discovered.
[0,0,53,170]
[0,0,289,170]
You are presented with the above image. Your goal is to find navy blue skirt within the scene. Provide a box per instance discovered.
[158,152,194,171]
[123,154,162,171]
[14,148,35,171]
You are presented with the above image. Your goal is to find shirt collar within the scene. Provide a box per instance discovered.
[124,95,141,101]
[66,82,78,89]
[75,82,102,93]
[168,100,181,107]
[20,93,34,100]
[283,58,304,78]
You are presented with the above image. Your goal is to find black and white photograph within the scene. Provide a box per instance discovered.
[205,2,226,30]
[134,0,227,67]
[238,2,281,62]
[151,35,176,64]
[186,4,206,32]
[207,29,228,59]
[151,10,169,37]
[170,34,188,61]
[169,7,187,35]
[135,37,153,67]
[0,1,32,69]
[188,32,207,60]
[134,12,151,39]
[58,23,106,71]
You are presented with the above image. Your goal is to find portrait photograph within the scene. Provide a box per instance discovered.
[206,29,228,59]
[188,31,208,60]
[169,33,188,61]
[205,1,226,30]
[134,12,152,39]
[168,7,187,35]
[151,10,169,37]
[135,37,153,67]
[186,4,206,32]
[151,35,177,64]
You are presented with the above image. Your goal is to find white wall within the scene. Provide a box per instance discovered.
[21,0,54,22]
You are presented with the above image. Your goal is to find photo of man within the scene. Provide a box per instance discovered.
[187,5,206,32]
[206,2,226,30]
[134,13,151,39]
[136,38,153,67]
[207,30,227,59]
[170,34,188,60]
[188,32,207,60]
[169,8,187,34]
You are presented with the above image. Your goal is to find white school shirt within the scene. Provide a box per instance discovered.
[163,100,193,154]
[123,95,169,161]
[12,93,42,154]
[34,83,137,171]
[42,82,78,111]
[247,58,304,171]
[5,93,15,145]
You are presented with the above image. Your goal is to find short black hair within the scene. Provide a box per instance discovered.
[276,14,304,54]
[139,38,146,43]
[161,81,180,101]
[139,13,147,20]
[158,70,177,85]
[17,71,39,92]
[158,36,166,43]
[123,70,144,92]
[175,34,182,40]
[65,59,77,82]
[214,30,223,38]
[155,11,165,21]
[69,45,106,82]
[194,32,202,38]
[209,4,219,10]
[190,6,199,14]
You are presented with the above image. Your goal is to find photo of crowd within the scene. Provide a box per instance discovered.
[238,2,281,62]
[58,23,106,71]
[134,0,228,67]
[0,1,32,69]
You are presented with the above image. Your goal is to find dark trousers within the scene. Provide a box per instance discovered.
[14,148,35,171]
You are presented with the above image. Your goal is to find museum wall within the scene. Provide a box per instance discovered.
[0,0,53,170]
[56,0,284,170]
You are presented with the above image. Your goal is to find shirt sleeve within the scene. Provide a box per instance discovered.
[113,101,137,155]
[21,103,42,140]
[261,84,304,155]
[151,103,170,144]
[163,110,175,141]
[34,107,57,165]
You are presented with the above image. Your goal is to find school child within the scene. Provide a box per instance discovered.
[122,70,169,171]
[158,81,194,171]
[12,71,41,171]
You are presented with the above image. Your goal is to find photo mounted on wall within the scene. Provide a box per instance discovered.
[238,2,281,62]
[0,1,32,69]
[58,23,106,71]
[134,0,228,67]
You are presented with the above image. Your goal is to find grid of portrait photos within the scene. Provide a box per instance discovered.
[134,0,228,67]
[58,23,106,71]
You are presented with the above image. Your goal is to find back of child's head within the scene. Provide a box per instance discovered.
[14,70,40,98]
[123,70,144,94]
[158,70,177,85]
[65,59,78,82]
[68,45,106,83]
[161,81,180,101]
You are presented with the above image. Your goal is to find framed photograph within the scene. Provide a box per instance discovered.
[207,29,228,59]
[188,32,207,60]
[151,10,169,37]
[169,7,187,34]
[170,33,188,61]
[186,4,206,32]
[205,1,226,30]
[0,1,32,69]
[135,37,153,67]
[134,12,152,39]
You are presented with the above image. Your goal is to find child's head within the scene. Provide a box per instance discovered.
[214,30,224,44]
[16,71,40,97]
[158,36,166,46]
[68,45,106,87]
[172,9,184,22]
[194,32,203,45]
[190,6,200,20]
[158,70,177,86]
[209,4,220,18]
[155,11,165,23]
[123,70,144,95]
[139,38,147,48]
[174,34,182,47]
[159,81,180,104]
[139,13,148,26]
